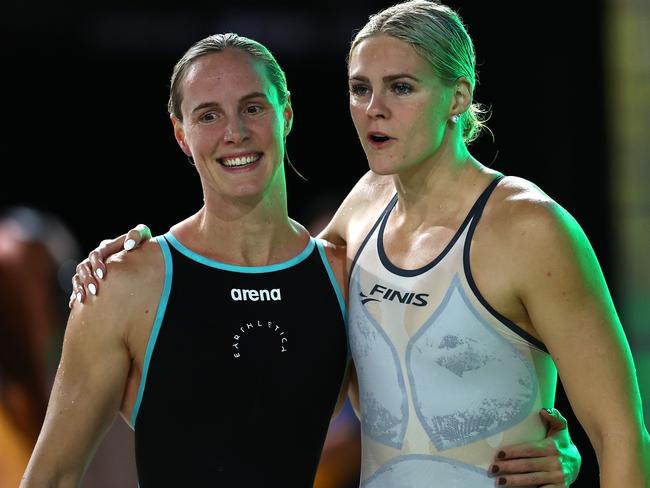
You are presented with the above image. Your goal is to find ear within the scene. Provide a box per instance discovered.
[283,93,294,137]
[449,77,472,117]
[170,113,192,157]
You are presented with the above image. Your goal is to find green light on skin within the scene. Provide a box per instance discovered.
[620,292,650,422]
[637,354,650,422]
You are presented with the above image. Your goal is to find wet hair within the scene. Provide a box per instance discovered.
[168,33,289,121]
[349,0,488,144]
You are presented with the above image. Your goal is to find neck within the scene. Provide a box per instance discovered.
[391,133,490,222]
[174,174,306,266]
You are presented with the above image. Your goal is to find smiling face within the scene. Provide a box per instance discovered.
[348,34,456,176]
[172,48,292,202]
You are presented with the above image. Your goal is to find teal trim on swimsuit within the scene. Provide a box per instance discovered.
[164,231,315,273]
[131,235,173,428]
[316,239,351,404]
[316,239,347,325]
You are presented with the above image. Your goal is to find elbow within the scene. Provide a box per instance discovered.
[588,416,646,454]
[21,465,81,488]
[632,429,650,485]
[589,424,650,485]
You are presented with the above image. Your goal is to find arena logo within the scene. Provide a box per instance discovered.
[231,288,281,301]
[232,319,288,359]
[361,283,429,307]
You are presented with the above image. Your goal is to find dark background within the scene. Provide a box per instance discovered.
[3,1,606,485]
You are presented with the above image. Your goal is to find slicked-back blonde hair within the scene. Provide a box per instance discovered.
[349,0,488,144]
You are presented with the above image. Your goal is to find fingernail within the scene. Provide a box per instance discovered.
[76,292,82,303]
[490,465,499,474]
[124,239,135,251]
[545,407,553,415]
[498,477,506,485]
[96,268,104,280]
[88,283,97,295]
[497,451,506,459]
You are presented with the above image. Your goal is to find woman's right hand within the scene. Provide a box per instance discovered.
[69,224,152,307]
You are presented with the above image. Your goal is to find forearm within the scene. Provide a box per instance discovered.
[595,429,650,487]
[20,465,81,488]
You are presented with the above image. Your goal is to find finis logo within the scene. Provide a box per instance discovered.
[361,283,429,307]
[231,288,282,302]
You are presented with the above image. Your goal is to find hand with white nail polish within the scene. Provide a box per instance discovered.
[69,224,151,307]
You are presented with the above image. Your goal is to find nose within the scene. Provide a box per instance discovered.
[223,114,249,144]
[366,92,389,119]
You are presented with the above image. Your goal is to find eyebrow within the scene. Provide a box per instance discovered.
[191,92,269,114]
[348,73,421,83]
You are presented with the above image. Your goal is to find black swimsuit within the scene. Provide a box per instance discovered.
[133,233,348,487]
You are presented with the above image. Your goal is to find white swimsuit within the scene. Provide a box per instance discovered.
[349,177,557,487]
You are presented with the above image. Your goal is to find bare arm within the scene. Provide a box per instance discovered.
[69,225,152,305]
[325,174,585,486]
[509,200,649,486]
[21,271,134,487]
[66,178,588,486]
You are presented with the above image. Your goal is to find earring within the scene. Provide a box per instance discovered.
[450,114,460,123]
[187,156,195,166]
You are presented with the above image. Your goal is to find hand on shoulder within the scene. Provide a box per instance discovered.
[70,224,153,307]
[75,236,166,319]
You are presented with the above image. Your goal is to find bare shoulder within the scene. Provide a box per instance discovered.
[21,240,166,481]
[318,238,347,262]
[75,237,166,335]
[103,237,165,287]
[321,170,394,246]
[483,176,590,271]
[343,170,394,212]
[487,176,573,236]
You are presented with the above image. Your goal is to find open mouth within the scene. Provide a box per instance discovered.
[369,134,390,143]
[218,153,262,168]
[367,132,394,148]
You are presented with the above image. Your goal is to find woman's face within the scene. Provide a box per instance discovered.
[173,48,292,202]
[348,34,454,176]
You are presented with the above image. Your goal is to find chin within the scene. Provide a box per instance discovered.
[366,158,400,176]
[221,181,264,199]
[238,186,269,199]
